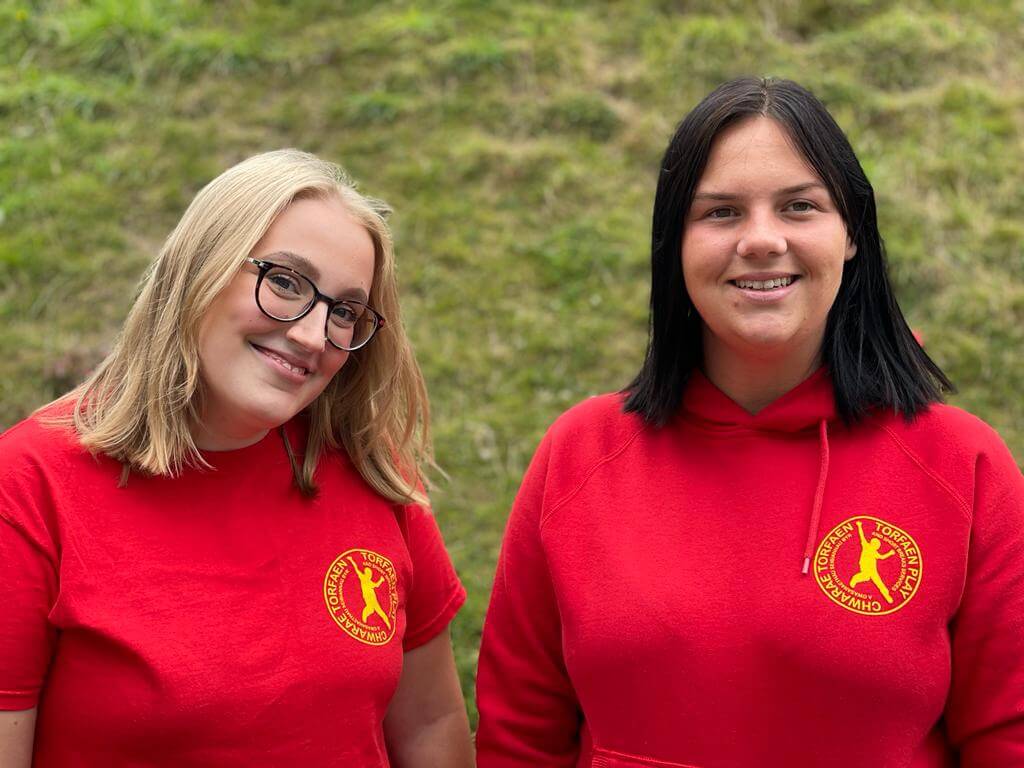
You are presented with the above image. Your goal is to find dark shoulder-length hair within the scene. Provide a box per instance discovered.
[624,77,952,425]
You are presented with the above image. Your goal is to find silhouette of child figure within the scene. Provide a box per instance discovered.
[849,521,896,603]
[348,556,392,628]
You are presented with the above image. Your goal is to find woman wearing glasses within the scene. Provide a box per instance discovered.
[0,150,473,766]
[476,78,1024,766]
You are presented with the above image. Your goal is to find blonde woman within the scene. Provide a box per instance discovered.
[0,150,473,767]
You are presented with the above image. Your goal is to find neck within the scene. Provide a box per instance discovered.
[702,343,822,415]
[190,415,269,452]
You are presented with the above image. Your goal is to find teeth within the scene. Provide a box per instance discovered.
[735,276,794,290]
[261,348,307,375]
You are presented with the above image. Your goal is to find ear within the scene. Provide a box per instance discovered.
[844,236,857,261]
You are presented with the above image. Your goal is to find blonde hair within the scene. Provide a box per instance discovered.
[59,149,431,505]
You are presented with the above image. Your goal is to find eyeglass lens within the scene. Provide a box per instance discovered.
[258,266,376,350]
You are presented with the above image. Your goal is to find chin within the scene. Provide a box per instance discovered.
[744,334,796,350]
[732,327,798,351]
[242,395,308,432]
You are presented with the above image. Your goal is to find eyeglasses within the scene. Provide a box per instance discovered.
[247,258,385,351]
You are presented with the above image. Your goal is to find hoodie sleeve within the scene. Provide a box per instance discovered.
[476,432,583,766]
[945,439,1024,764]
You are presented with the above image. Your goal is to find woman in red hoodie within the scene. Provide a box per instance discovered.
[476,78,1024,767]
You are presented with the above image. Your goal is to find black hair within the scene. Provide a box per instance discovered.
[624,76,952,424]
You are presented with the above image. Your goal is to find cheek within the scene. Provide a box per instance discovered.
[317,350,351,382]
[681,230,730,278]
[196,313,227,370]
[201,283,266,345]
[822,256,848,302]
[803,224,851,271]
[681,253,719,305]
[301,352,351,408]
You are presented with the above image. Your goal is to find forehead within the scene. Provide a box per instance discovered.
[699,116,821,189]
[255,196,375,290]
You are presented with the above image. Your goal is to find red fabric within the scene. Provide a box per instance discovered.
[0,414,464,766]
[476,369,1024,767]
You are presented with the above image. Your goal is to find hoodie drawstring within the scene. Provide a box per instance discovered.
[801,419,830,574]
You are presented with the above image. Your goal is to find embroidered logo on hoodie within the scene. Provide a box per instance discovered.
[813,516,922,615]
[323,549,399,645]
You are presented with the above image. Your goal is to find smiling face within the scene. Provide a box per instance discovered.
[194,194,376,450]
[681,116,856,375]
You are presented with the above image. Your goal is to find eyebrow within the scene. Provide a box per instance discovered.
[269,250,320,280]
[265,250,369,303]
[692,182,828,201]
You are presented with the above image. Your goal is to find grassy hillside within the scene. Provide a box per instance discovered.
[2,1,1022,720]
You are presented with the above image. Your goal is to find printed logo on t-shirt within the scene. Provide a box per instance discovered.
[323,549,399,645]
[812,516,922,616]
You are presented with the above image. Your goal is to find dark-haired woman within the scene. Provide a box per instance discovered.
[475,78,1023,767]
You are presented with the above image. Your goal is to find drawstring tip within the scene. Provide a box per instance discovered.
[801,557,811,575]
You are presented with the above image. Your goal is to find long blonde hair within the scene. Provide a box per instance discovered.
[60,149,431,505]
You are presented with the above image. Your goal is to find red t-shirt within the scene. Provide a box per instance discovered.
[0,414,465,766]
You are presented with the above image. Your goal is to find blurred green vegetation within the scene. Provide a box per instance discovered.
[2,0,1022,723]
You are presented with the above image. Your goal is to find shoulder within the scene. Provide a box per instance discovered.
[0,409,88,545]
[0,409,86,479]
[516,392,648,512]
[532,393,643,473]
[546,391,645,445]
[874,403,1014,464]
[868,403,1021,507]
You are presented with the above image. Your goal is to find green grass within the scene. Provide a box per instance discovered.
[2,0,1022,723]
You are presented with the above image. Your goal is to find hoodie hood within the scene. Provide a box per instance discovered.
[681,366,838,573]
[680,366,838,433]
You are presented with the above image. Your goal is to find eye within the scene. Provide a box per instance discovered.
[786,200,816,213]
[705,207,737,220]
[265,271,304,297]
[329,302,362,327]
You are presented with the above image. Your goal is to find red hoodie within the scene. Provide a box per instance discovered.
[476,369,1024,767]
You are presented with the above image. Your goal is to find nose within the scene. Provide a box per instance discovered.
[285,301,328,353]
[736,209,787,259]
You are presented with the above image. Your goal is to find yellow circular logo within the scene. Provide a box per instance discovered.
[323,549,399,645]
[813,516,922,616]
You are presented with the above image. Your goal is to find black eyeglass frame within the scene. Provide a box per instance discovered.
[246,257,385,351]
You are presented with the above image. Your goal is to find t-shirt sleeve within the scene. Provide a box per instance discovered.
[399,502,466,652]
[475,432,583,767]
[0,437,60,711]
[945,438,1024,764]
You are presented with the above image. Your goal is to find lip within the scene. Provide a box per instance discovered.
[728,274,800,303]
[251,343,315,382]
[729,271,799,282]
